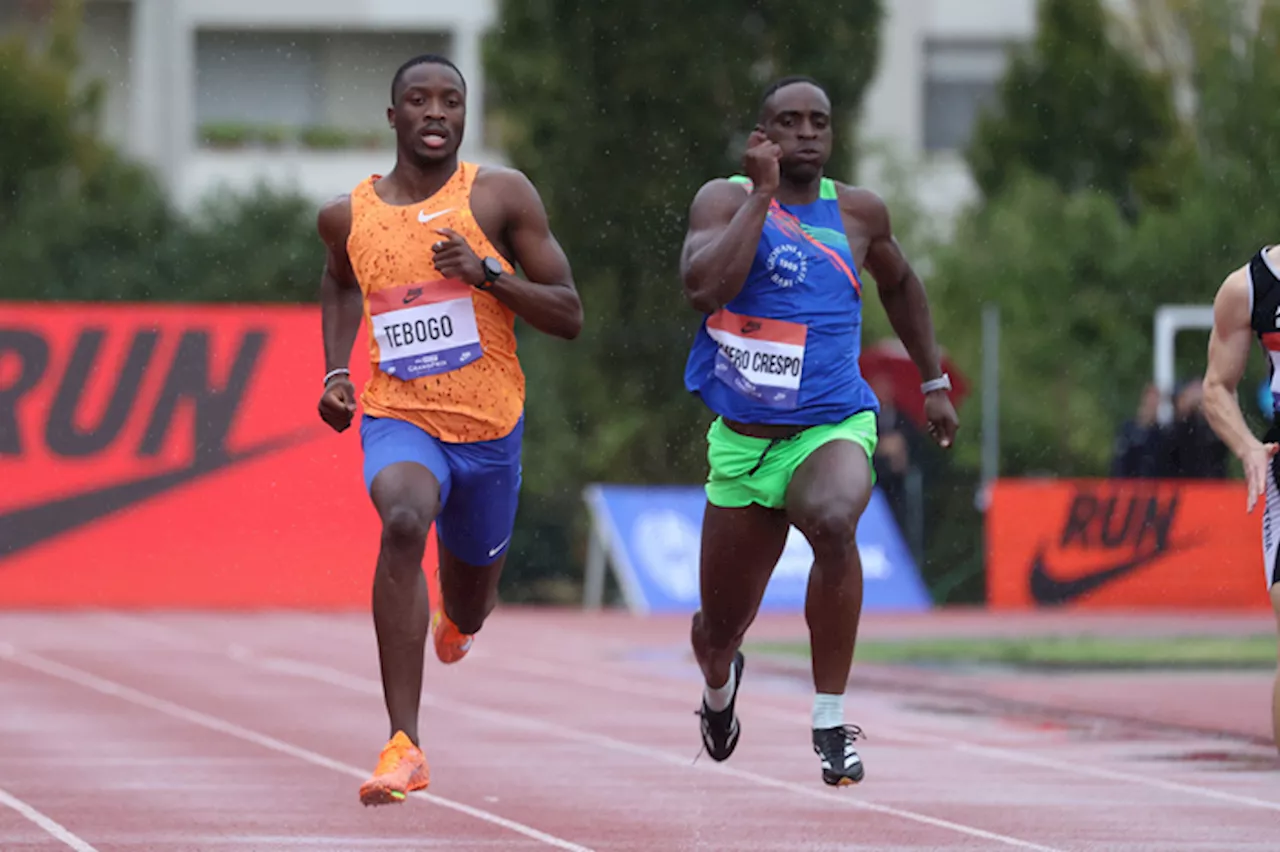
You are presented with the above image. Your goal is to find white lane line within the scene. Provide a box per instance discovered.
[0,785,100,852]
[481,651,1280,813]
[77,615,1280,812]
[238,648,1064,852]
[0,645,594,852]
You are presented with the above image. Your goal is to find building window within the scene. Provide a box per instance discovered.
[922,41,1010,153]
[194,30,450,151]
[196,31,322,130]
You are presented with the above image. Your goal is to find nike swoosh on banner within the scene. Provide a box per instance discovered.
[1027,544,1188,606]
[0,426,322,562]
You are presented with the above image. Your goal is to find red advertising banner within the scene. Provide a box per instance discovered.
[987,478,1270,610]
[0,303,438,609]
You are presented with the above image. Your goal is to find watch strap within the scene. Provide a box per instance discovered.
[921,373,952,394]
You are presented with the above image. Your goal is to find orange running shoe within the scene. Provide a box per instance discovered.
[358,731,429,806]
[432,609,474,664]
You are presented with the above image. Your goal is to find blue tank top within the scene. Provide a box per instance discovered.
[683,175,880,425]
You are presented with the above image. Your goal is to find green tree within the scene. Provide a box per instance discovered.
[919,0,1280,602]
[0,0,113,213]
[966,0,1181,213]
[0,0,175,299]
[484,1,885,599]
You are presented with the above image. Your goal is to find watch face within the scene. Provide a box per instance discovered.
[484,257,503,278]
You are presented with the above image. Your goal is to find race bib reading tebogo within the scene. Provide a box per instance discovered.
[368,279,483,380]
[706,308,807,409]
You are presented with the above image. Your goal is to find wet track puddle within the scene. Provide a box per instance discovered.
[1136,749,1280,773]
[897,697,1268,749]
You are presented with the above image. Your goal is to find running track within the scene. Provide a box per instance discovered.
[0,608,1277,851]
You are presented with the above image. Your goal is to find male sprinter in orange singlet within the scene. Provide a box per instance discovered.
[314,54,583,806]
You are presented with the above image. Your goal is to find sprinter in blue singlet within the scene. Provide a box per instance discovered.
[678,75,960,786]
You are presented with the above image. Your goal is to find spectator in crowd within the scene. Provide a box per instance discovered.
[1111,380,1228,479]
[869,374,918,532]
[1163,378,1229,478]
[1111,383,1163,477]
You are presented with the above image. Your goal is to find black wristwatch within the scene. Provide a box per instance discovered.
[478,256,503,290]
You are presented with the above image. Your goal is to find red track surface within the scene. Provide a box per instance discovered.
[1,608,1278,851]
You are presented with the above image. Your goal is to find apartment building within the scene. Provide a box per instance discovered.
[859,0,1037,225]
[2,0,502,209]
[2,0,1047,221]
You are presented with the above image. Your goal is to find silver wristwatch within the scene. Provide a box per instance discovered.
[921,373,952,394]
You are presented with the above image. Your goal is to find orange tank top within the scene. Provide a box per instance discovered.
[348,162,524,444]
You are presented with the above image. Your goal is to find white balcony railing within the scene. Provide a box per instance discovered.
[175,144,509,211]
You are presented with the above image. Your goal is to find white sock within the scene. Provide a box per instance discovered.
[704,664,737,712]
[813,692,844,730]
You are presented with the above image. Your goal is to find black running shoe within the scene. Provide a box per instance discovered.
[697,651,745,762]
[812,724,866,786]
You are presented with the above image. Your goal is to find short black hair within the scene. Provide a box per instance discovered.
[758,75,826,122]
[391,54,466,104]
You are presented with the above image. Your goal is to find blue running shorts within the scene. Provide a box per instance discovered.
[359,414,523,566]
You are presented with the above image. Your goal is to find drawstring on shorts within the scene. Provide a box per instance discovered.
[746,437,783,477]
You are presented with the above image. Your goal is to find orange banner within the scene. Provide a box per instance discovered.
[987,478,1270,610]
[0,303,438,609]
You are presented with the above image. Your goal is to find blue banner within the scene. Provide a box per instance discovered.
[583,484,932,614]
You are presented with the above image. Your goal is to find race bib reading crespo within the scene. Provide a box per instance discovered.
[706,308,807,409]
[368,279,483,380]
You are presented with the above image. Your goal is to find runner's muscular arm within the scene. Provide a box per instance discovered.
[458,169,582,340]
[318,195,362,374]
[1202,268,1262,459]
[852,188,944,382]
[680,180,772,314]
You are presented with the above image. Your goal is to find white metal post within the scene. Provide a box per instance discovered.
[1152,305,1215,425]
[582,521,607,611]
